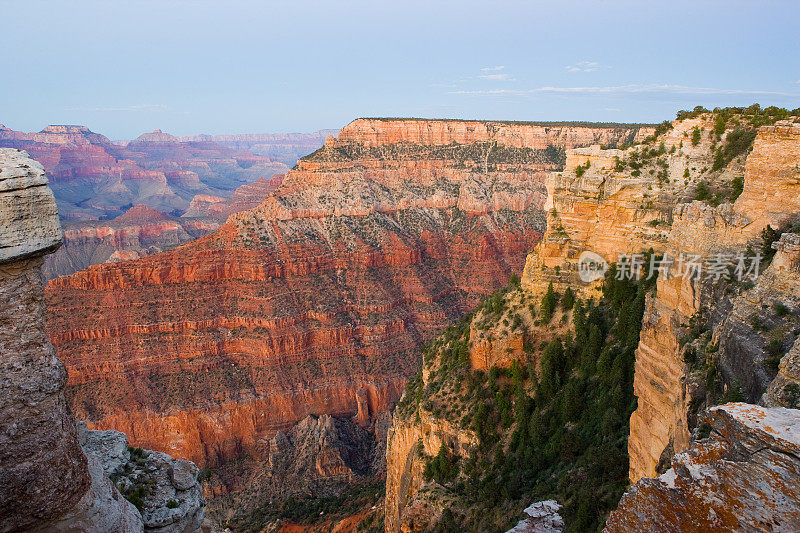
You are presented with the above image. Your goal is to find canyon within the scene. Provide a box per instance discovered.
[5,108,800,531]
[177,130,339,168]
[43,119,651,524]
[44,175,285,279]
[0,124,310,277]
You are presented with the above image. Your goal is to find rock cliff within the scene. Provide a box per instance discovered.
[628,121,800,483]
[515,115,800,484]
[0,148,206,533]
[335,118,653,149]
[0,148,93,531]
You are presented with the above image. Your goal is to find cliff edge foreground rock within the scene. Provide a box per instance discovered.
[0,148,207,533]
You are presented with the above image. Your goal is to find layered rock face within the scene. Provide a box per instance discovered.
[43,204,221,279]
[0,124,286,221]
[606,404,800,532]
[46,118,634,468]
[0,148,206,532]
[336,118,653,149]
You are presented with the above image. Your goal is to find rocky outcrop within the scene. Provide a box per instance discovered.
[78,424,206,533]
[606,403,800,532]
[0,149,205,533]
[43,117,577,471]
[506,501,564,533]
[0,148,139,532]
[0,149,61,261]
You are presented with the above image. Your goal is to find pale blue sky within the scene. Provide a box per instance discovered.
[1,0,798,139]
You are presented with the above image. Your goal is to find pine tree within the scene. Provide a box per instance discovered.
[539,338,565,398]
[541,282,557,323]
[562,287,575,311]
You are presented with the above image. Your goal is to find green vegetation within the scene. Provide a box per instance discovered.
[110,447,153,512]
[424,444,460,483]
[691,127,702,146]
[398,262,656,531]
[644,120,673,144]
[711,128,757,171]
[561,287,575,311]
[676,106,710,121]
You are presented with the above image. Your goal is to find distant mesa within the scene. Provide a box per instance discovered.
[115,204,169,224]
[128,129,179,144]
[41,124,93,134]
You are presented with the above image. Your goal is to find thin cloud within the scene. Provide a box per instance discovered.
[449,84,796,97]
[481,66,505,72]
[565,61,607,73]
[602,107,621,112]
[479,73,516,81]
[449,88,531,96]
[67,104,173,112]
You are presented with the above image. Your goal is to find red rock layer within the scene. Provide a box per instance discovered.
[43,119,636,467]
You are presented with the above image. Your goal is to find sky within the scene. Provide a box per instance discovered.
[1,0,798,139]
